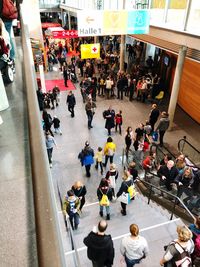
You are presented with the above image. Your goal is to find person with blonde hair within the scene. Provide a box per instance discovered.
[160,225,194,266]
[116,170,133,216]
[71,181,87,211]
[120,224,149,267]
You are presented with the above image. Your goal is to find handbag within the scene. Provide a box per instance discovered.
[117,192,131,204]
[2,0,18,20]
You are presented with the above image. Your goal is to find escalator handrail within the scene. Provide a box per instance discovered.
[137,172,196,221]
[150,143,176,159]
[178,136,200,155]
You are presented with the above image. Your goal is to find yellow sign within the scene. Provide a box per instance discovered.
[81,43,100,59]
[103,10,127,35]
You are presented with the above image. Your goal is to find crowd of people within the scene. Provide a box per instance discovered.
[35,33,200,267]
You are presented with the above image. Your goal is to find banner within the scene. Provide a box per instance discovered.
[77,9,150,36]
[52,30,78,39]
[81,43,100,59]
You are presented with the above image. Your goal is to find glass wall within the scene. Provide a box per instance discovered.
[186,0,200,35]
[166,0,188,28]
[150,0,166,24]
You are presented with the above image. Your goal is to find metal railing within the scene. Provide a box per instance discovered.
[57,183,81,267]
[20,8,66,267]
[178,136,200,169]
[137,173,196,221]
[150,143,176,161]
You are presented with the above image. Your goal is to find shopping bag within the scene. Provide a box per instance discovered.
[117,192,131,204]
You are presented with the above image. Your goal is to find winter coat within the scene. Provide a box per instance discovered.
[71,185,87,198]
[62,196,80,216]
[157,165,179,183]
[156,117,170,132]
[104,142,116,156]
[117,177,133,198]
[83,231,114,266]
[67,94,76,107]
[79,147,94,166]
[149,108,160,124]
[104,110,115,129]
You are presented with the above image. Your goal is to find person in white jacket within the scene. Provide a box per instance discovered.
[120,224,149,267]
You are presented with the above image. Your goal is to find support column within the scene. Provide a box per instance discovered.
[68,10,71,30]
[60,9,65,27]
[119,0,126,72]
[21,0,44,50]
[0,72,9,111]
[168,46,187,129]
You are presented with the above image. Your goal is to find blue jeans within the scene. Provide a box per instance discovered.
[100,205,110,215]
[125,256,141,267]
[69,213,79,229]
[4,21,15,59]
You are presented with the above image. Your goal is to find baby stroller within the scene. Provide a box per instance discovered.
[0,54,15,83]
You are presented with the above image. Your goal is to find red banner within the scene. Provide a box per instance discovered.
[42,22,61,29]
[52,30,78,39]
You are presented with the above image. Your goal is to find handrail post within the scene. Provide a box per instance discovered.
[170,198,178,220]
[148,185,152,204]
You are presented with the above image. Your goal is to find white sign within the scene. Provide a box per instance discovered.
[77,10,103,37]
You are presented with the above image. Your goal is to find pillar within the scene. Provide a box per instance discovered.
[119,0,126,72]
[68,10,71,30]
[168,46,187,129]
[0,72,9,111]
[20,0,44,50]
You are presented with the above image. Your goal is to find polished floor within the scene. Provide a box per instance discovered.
[0,40,200,266]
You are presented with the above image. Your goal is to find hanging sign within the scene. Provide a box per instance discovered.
[52,30,78,39]
[81,43,100,59]
[77,9,150,36]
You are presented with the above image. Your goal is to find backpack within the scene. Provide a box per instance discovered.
[108,148,114,156]
[169,242,192,267]
[2,0,18,19]
[127,184,136,199]
[99,189,110,206]
[152,131,158,142]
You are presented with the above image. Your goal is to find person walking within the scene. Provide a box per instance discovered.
[105,163,118,197]
[97,178,113,220]
[103,137,116,168]
[115,110,123,135]
[149,104,160,132]
[85,98,97,129]
[52,115,62,135]
[95,147,104,175]
[83,220,115,267]
[120,224,149,267]
[156,111,170,147]
[45,131,57,168]
[62,62,68,87]
[160,225,194,266]
[71,181,87,211]
[66,90,76,117]
[116,170,134,216]
[125,127,133,156]
[62,190,81,230]
[78,141,94,177]
[103,106,115,136]
[42,110,54,136]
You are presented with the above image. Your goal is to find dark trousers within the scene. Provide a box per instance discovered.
[68,105,75,117]
[80,196,85,211]
[85,164,91,177]
[87,111,93,128]
[92,261,110,267]
[64,77,68,87]
[121,202,127,214]
[69,213,79,230]
[125,255,141,267]
[115,123,122,134]
[104,155,114,167]
[117,89,123,100]
[47,148,53,163]
[150,121,156,132]
[159,130,166,146]
[95,161,103,174]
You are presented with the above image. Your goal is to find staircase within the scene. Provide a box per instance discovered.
[61,192,184,267]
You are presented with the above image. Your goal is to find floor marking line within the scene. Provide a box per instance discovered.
[64,217,181,256]
[84,201,99,207]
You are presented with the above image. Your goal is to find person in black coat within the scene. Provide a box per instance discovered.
[66,91,76,117]
[157,160,179,191]
[71,181,87,211]
[83,220,114,267]
[117,170,133,216]
[103,107,115,136]
[149,104,160,132]
[62,63,68,87]
[42,110,54,136]
[36,88,44,111]
[117,74,128,100]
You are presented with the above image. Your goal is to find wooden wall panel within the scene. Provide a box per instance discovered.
[178,58,200,124]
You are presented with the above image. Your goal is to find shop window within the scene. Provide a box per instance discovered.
[186,0,200,34]
[166,0,188,28]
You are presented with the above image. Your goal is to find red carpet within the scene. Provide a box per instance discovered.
[45,79,76,92]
